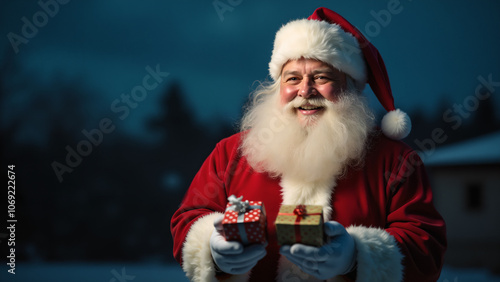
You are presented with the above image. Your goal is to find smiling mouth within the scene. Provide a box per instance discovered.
[296,104,324,116]
[298,105,323,110]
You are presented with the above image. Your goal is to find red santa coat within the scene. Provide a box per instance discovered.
[171,131,446,282]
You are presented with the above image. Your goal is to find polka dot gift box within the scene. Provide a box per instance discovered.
[222,195,267,245]
[275,205,324,247]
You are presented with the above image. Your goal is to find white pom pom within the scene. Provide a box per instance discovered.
[381,109,411,140]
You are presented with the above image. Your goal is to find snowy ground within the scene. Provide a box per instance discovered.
[438,266,500,282]
[1,263,499,281]
[1,262,188,282]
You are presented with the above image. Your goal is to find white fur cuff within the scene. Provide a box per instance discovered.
[182,212,250,282]
[346,226,404,282]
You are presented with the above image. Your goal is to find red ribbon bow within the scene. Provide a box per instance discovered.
[293,205,306,217]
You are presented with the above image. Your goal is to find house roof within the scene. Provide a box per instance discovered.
[420,131,500,166]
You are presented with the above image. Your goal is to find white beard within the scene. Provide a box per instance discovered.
[240,87,374,218]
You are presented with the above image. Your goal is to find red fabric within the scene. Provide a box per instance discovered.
[308,7,395,113]
[170,131,447,281]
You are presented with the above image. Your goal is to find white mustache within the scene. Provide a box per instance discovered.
[284,96,328,111]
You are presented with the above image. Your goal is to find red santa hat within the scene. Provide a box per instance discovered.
[269,7,411,140]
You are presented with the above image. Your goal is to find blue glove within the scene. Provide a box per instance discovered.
[210,215,267,274]
[280,221,356,279]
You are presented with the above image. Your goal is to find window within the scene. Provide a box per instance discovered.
[466,183,483,211]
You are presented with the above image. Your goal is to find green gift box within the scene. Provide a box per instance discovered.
[275,205,324,247]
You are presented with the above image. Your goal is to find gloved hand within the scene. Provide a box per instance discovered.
[280,221,356,279]
[210,215,267,275]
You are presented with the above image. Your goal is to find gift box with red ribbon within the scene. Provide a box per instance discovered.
[275,205,324,247]
[222,195,267,245]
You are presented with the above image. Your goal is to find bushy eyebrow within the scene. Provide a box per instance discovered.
[282,70,301,77]
[282,69,336,77]
[311,69,336,75]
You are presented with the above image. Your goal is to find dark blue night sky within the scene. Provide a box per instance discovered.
[2,0,500,141]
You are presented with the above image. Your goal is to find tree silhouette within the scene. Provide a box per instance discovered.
[149,80,204,147]
[0,50,235,264]
[469,92,500,137]
[148,80,215,186]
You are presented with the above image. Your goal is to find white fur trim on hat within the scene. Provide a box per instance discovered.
[269,19,367,83]
[381,109,412,140]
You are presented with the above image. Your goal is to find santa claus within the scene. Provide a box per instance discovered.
[171,7,446,282]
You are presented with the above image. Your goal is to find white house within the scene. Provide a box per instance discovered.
[420,131,500,272]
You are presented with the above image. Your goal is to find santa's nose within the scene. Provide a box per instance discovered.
[298,79,316,98]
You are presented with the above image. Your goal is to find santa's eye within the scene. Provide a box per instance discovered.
[315,75,330,81]
[285,77,301,83]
